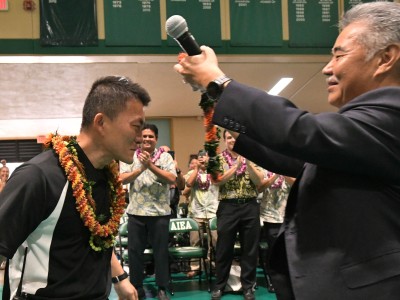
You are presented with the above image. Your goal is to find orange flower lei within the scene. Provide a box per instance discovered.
[178,52,222,181]
[200,92,222,181]
[44,133,126,252]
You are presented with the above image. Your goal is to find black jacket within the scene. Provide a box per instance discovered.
[213,81,400,300]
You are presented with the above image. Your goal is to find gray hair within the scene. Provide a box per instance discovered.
[340,2,400,61]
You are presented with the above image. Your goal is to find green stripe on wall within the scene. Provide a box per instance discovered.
[0,39,331,56]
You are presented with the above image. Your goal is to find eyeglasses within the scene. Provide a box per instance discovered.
[117,76,130,84]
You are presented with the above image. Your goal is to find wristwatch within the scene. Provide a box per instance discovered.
[206,75,232,101]
[112,271,129,284]
[176,168,181,175]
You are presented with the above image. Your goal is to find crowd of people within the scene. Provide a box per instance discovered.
[1,2,400,300]
[119,123,289,300]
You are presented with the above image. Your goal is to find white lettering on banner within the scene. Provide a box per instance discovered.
[319,0,333,23]
[171,220,193,231]
[140,0,153,13]
[112,0,122,8]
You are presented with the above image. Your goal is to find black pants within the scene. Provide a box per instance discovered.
[261,222,281,271]
[214,199,260,291]
[127,214,171,289]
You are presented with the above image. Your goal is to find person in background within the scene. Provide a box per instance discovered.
[188,155,199,171]
[0,75,150,299]
[0,159,9,193]
[184,149,219,278]
[210,130,264,300]
[160,145,185,218]
[120,123,176,300]
[174,2,400,299]
[258,171,295,293]
[182,155,199,197]
[0,159,10,270]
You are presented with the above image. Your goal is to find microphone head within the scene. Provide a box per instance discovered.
[166,15,188,39]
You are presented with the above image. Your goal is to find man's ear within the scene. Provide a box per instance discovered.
[93,113,105,131]
[374,44,400,77]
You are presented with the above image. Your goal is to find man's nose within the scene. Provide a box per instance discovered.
[135,135,143,143]
[322,59,333,76]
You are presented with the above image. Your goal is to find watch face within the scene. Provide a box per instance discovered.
[206,81,221,100]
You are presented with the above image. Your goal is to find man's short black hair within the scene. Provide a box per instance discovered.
[142,123,158,139]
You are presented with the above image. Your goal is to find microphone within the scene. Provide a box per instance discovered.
[166,15,201,56]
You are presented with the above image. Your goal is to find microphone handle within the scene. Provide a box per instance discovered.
[175,31,201,56]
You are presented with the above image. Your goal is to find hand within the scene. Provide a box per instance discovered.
[271,174,279,183]
[0,180,6,192]
[174,46,225,90]
[197,159,205,169]
[236,155,243,169]
[114,279,138,300]
[138,151,151,168]
[245,159,253,167]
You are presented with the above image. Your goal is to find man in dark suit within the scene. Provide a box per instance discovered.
[174,2,400,300]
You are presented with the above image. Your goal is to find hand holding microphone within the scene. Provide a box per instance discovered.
[166,15,201,56]
[166,15,202,91]
[166,15,224,91]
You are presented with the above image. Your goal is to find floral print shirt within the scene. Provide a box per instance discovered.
[120,148,176,216]
[260,171,291,223]
[217,154,258,200]
[184,170,219,219]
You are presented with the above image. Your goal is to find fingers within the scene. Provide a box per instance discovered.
[174,63,183,74]
[173,45,219,89]
[132,289,138,300]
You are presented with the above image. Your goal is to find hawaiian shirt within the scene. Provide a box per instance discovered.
[120,148,176,216]
[260,172,291,223]
[217,154,259,200]
[185,170,219,219]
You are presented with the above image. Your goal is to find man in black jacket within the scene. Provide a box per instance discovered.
[174,2,400,300]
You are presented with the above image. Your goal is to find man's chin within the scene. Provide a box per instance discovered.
[328,98,341,108]
[119,151,135,164]
[121,155,134,164]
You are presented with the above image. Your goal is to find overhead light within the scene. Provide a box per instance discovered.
[267,77,293,95]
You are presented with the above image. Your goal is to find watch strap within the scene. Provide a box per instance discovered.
[206,75,232,100]
[112,271,129,284]
[214,74,232,86]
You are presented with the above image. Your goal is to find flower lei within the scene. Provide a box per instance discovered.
[136,147,165,163]
[268,171,284,189]
[200,92,222,181]
[178,52,222,182]
[44,133,126,252]
[222,149,247,176]
[196,171,211,190]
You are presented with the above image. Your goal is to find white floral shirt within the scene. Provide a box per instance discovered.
[185,170,219,219]
[260,172,291,223]
[120,149,176,216]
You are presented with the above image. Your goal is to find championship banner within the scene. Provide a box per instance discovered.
[0,0,8,11]
[40,0,98,46]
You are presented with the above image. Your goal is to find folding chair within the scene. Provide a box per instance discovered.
[116,221,153,272]
[116,222,129,267]
[168,217,209,294]
[207,217,218,286]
